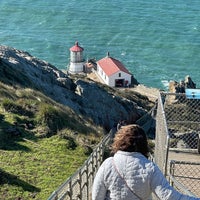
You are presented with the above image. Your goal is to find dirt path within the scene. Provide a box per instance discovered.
[168,150,200,197]
[168,150,200,162]
[130,84,159,102]
[87,72,160,102]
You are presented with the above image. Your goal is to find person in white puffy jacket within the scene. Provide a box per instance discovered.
[92,124,199,200]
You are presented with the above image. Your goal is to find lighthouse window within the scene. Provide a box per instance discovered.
[119,73,121,77]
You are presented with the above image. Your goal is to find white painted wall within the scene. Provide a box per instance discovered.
[97,64,132,87]
[109,71,132,87]
[69,62,84,73]
[70,52,83,63]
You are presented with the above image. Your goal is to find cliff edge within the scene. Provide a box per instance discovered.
[0,45,155,133]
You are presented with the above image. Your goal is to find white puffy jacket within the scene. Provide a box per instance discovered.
[92,151,199,200]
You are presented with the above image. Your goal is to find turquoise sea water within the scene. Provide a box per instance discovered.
[1,0,200,89]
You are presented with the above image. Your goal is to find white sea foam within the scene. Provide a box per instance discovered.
[161,80,169,90]
[121,51,126,56]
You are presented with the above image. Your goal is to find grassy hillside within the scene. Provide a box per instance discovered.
[0,82,104,200]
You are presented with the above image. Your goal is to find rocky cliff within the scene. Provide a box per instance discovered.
[0,45,155,132]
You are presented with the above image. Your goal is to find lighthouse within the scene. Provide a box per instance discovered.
[68,41,85,73]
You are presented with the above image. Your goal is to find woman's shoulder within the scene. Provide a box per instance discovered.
[101,156,115,169]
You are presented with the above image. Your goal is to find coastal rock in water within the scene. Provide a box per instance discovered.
[185,75,196,89]
[169,75,196,93]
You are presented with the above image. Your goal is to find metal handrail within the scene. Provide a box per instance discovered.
[169,160,200,198]
[168,175,197,197]
[48,132,111,200]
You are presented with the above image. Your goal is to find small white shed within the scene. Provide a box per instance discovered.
[96,53,132,87]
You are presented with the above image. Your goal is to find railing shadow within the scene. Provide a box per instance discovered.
[0,168,40,192]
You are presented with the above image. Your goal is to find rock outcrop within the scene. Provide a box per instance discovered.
[169,75,196,93]
[0,45,151,131]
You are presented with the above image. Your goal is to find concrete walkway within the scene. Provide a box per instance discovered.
[168,150,200,162]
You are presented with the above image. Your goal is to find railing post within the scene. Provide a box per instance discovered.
[86,161,89,200]
[79,170,82,200]
[69,177,72,200]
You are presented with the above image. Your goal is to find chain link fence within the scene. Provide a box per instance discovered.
[164,93,200,152]
[47,91,200,199]
[154,93,169,176]
[169,160,200,197]
[155,92,200,198]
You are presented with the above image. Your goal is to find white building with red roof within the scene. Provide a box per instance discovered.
[96,52,133,87]
[69,41,85,73]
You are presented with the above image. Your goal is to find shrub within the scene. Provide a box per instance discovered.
[36,104,68,134]
[66,137,77,150]
[82,145,93,155]
[1,98,33,117]
[1,98,17,112]
[59,132,77,150]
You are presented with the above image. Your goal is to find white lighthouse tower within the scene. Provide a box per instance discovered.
[68,41,84,73]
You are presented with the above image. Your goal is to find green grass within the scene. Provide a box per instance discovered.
[0,135,88,200]
[0,78,154,199]
[0,82,104,200]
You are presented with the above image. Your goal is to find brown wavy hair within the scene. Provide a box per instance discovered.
[111,124,149,158]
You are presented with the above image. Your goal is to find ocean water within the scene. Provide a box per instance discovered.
[1,0,200,90]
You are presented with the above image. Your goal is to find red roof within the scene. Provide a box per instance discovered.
[97,56,132,76]
[70,41,84,52]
